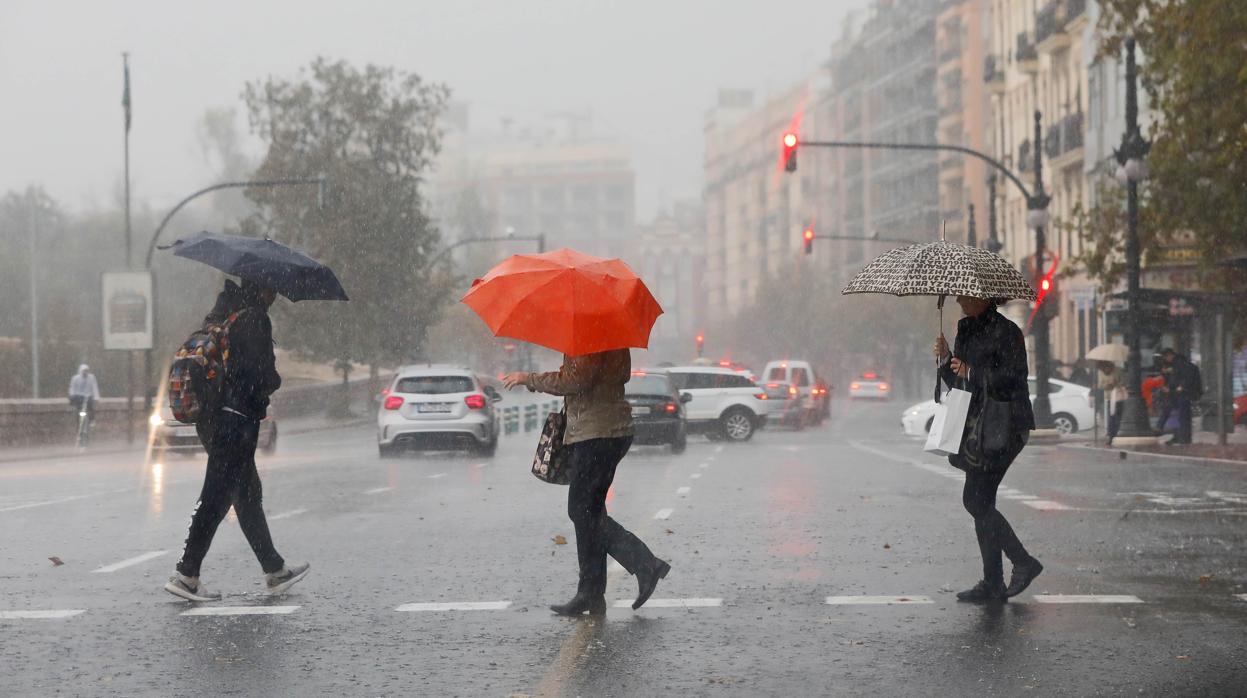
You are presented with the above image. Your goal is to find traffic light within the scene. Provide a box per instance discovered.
[1034,267,1061,319]
[782,132,798,172]
[803,227,815,255]
[695,333,705,358]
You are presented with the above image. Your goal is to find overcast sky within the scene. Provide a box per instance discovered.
[1,0,865,220]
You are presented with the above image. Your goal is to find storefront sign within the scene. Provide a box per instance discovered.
[102,271,153,350]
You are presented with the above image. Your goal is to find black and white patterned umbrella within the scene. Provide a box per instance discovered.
[841,241,1036,301]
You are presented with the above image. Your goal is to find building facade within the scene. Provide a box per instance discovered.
[937,0,993,247]
[630,200,706,361]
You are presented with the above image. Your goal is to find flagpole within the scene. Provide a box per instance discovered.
[122,52,135,444]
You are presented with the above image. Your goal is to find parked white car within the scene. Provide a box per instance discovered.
[377,366,501,457]
[900,377,1093,437]
[666,366,770,442]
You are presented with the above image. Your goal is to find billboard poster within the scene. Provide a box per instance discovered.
[102,271,153,350]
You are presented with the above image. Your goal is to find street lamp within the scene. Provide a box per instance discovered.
[1109,36,1157,443]
[27,194,52,398]
[1027,110,1057,432]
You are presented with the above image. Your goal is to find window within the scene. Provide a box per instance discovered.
[395,375,475,394]
[1026,380,1063,395]
[791,368,810,387]
[766,367,787,382]
[721,374,755,389]
[672,372,717,390]
[626,374,673,397]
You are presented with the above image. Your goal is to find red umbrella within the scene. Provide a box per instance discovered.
[461,248,663,357]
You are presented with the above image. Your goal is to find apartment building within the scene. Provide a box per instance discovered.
[937,0,993,247]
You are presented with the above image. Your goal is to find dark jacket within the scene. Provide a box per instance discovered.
[939,307,1035,434]
[205,281,282,420]
[1165,356,1203,401]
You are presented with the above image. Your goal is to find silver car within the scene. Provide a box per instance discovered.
[376,367,502,457]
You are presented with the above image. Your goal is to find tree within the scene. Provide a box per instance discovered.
[1096,1,1247,264]
[241,58,453,394]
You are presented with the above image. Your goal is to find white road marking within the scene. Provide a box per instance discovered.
[269,508,309,521]
[1023,500,1072,511]
[0,609,86,619]
[653,508,673,520]
[676,486,691,496]
[181,605,300,616]
[1030,595,1143,604]
[617,598,722,608]
[714,446,724,454]
[395,601,511,612]
[1235,594,1247,603]
[825,595,933,605]
[689,473,702,479]
[427,473,446,479]
[92,550,168,573]
[1002,494,1040,501]
[0,493,96,513]
[698,463,710,469]
[364,486,394,495]
[1205,491,1247,505]
[471,462,490,469]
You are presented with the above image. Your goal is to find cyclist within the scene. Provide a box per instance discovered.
[68,364,101,426]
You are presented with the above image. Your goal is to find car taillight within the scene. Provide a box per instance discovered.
[384,395,404,410]
[663,402,677,414]
[879,382,889,391]
[788,386,798,397]
[850,382,861,390]
[465,394,487,410]
[755,392,768,400]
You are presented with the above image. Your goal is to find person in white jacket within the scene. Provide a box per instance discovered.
[67,364,101,422]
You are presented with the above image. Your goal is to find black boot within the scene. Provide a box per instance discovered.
[550,592,606,617]
[632,559,671,610]
[956,579,1007,603]
[1006,558,1044,598]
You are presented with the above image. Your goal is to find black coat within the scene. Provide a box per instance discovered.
[205,281,282,420]
[939,308,1036,434]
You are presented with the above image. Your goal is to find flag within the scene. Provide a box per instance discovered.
[122,55,131,132]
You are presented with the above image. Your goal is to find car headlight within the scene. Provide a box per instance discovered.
[149,414,164,427]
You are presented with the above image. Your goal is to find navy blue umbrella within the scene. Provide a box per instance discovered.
[162,231,348,301]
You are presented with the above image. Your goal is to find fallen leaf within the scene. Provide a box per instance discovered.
[552,535,568,545]
[664,529,674,535]
[1176,655,1191,661]
[883,543,892,550]
[1198,574,1213,584]
[48,556,64,566]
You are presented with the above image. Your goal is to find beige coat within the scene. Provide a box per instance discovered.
[525,349,634,444]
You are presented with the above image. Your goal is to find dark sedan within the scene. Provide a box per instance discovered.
[626,370,690,453]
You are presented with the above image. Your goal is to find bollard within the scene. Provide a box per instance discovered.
[502,406,520,435]
[523,404,539,432]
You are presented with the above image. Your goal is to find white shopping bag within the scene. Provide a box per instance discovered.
[924,387,972,456]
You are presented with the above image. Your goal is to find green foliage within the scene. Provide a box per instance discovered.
[242,58,453,369]
[1098,0,1247,264]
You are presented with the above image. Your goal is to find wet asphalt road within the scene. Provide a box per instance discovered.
[2,399,1246,696]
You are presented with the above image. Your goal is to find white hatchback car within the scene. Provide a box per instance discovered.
[377,367,501,457]
[900,377,1093,437]
[666,366,770,442]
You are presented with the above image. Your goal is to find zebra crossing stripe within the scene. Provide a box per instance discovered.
[1233,594,1247,603]
[1023,500,1072,511]
[1030,595,1143,604]
[825,595,933,605]
[0,609,86,619]
[181,605,300,616]
[616,598,722,608]
[395,601,511,612]
[92,550,168,573]
[653,508,674,520]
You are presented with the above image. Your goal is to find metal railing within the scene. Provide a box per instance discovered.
[1016,33,1038,63]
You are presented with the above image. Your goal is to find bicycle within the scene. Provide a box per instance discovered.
[71,395,94,448]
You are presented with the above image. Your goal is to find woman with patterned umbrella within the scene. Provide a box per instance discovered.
[843,240,1043,603]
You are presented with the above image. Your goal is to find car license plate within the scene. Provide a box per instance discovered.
[174,426,197,437]
[631,407,647,416]
[417,403,453,413]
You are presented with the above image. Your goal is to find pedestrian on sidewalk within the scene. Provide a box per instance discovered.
[164,278,309,602]
[1157,348,1201,445]
[934,295,1043,603]
[1097,361,1127,445]
[67,364,101,424]
[503,350,670,616]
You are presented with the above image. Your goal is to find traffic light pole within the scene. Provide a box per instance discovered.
[795,128,1058,430]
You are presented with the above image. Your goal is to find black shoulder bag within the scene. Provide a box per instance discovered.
[531,407,572,485]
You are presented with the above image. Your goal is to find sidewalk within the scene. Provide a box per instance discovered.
[1061,427,1247,465]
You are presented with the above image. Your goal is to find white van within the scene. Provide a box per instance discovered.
[761,360,819,424]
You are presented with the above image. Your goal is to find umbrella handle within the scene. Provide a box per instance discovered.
[934,294,947,403]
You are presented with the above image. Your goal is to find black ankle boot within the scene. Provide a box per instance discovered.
[550,592,606,616]
[956,579,1007,603]
[632,559,671,610]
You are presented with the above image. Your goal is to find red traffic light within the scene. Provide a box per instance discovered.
[803,228,814,255]
[782,132,798,172]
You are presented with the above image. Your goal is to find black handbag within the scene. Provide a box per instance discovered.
[531,409,572,485]
[964,366,1014,469]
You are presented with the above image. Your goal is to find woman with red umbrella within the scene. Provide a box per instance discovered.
[465,248,670,616]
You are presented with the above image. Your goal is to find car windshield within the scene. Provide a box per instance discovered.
[626,375,671,396]
[395,376,474,394]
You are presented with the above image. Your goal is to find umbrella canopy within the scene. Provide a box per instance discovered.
[842,240,1036,301]
[1085,343,1129,363]
[461,248,663,357]
[162,231,348,301]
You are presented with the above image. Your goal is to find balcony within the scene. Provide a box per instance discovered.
[1065,0,1088,32]
[938,39,962,64]
[984,54,1006,93]
[1044,112,1085,169]
[1036,1,1073,54]
[1015,33,1039,73]
[1017,139,1033,174]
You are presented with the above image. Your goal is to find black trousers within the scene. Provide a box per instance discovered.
[176,411,284,577]
[1107,400,1125,441]
[565,436,656,596]
[962,448,1032,586]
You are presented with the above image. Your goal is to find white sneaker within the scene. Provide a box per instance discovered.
[265,562,310,595]
[163,575,222,602]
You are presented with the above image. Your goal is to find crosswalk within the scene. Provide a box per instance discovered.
[6,591,1241,620]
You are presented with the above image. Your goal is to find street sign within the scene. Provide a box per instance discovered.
[102,271,153,350]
